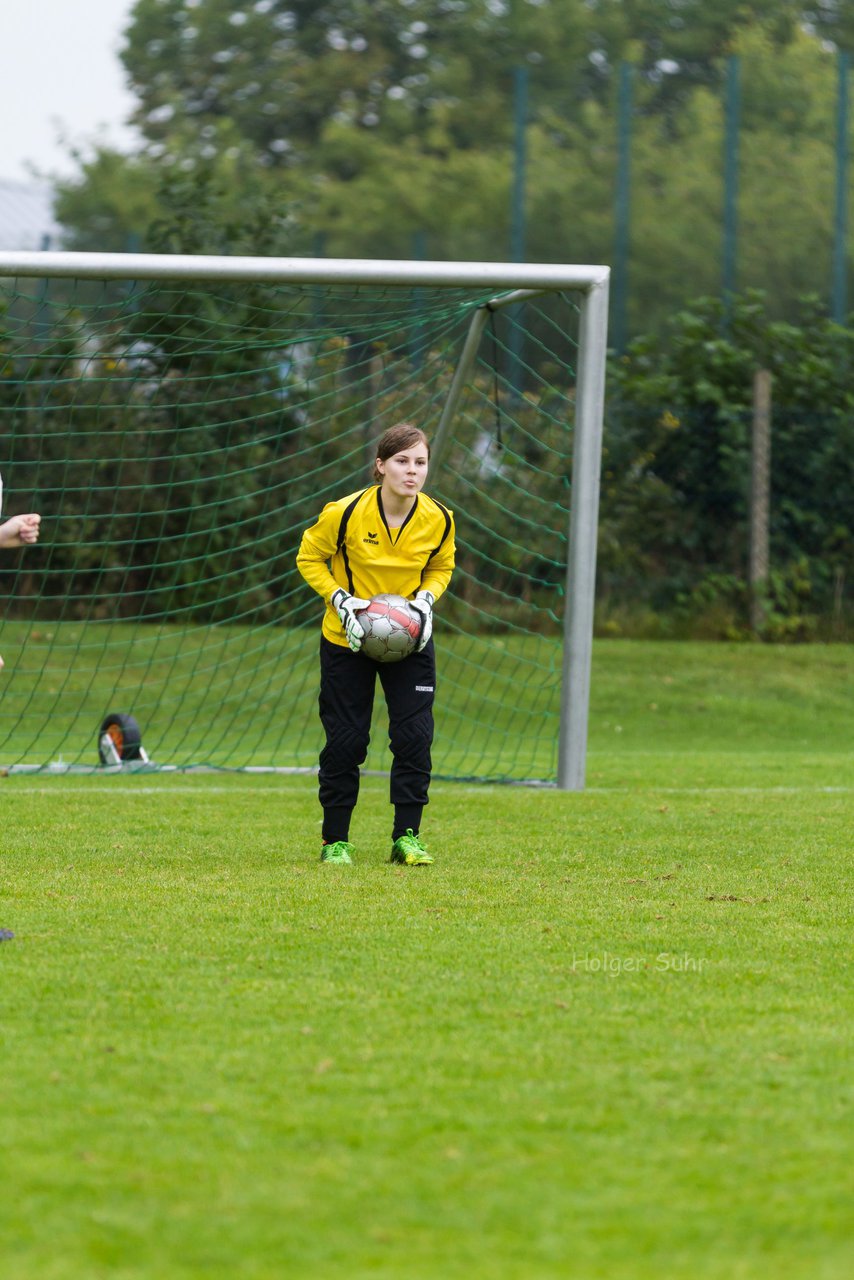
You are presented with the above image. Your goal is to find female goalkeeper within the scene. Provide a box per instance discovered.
[296,422,455,866]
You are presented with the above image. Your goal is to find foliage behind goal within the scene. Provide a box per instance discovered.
[0,261,594,782]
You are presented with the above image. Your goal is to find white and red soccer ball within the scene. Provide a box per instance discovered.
[357,594,423,663]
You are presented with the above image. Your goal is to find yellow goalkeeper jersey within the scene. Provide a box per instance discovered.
[296,485,456,647]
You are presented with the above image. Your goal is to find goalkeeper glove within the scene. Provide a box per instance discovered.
[410,590,435,651]
[330,587,370,652]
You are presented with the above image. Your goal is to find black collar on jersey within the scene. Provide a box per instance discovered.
[377,487,419,544]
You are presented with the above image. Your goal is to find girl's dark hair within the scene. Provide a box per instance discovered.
[373,423,430,483]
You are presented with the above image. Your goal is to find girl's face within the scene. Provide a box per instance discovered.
[376,443,429,499]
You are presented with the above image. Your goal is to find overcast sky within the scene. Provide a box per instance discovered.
[0,0,140,185]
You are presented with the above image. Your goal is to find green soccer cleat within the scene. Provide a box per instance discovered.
[390,829,434,866]
[320,840,355,865]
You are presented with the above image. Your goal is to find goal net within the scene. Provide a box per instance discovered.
[0,254,608,786]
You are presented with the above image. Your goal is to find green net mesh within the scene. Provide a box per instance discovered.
[0,270,580,780]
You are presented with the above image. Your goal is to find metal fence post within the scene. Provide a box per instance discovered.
[722,55,741,324]
[833,51,851,323]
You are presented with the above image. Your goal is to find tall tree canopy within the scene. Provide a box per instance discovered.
[121,0,597,164]
[119,0,820,168]
[53,1,853,333]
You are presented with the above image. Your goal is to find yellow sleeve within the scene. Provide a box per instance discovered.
[420,512,456,602]
[296,500,345,601]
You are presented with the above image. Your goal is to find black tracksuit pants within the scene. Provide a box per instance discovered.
[318,634,436,843]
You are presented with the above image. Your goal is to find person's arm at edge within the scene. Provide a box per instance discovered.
[0,513,41,548]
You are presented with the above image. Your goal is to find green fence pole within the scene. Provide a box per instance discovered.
[511,65,528,264]
[124,232,142,312]
[509,65,528,398]
[613,62,633,353]
[722,54,741,322]
[311,231,326,330]
[411,229,427,370]
[833,51,850,323]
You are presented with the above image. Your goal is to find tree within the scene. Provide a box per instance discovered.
[53,148,163,253]
[604,290,854,633]
[804,0,854,52]
[584,0,804,111]
[51,4,854,356]
[121,0,593,166]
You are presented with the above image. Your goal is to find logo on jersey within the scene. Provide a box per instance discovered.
[363,530,379,545]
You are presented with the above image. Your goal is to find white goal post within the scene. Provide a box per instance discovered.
[0,251,609,789]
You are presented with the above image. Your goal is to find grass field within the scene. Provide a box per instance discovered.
[1,640,853,1278]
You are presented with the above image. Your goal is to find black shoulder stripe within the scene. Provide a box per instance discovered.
[336,488,372,552]
[426,500,452,562]
[336,488,373,594]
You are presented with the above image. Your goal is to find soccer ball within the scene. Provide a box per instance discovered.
[357,594,422,663]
